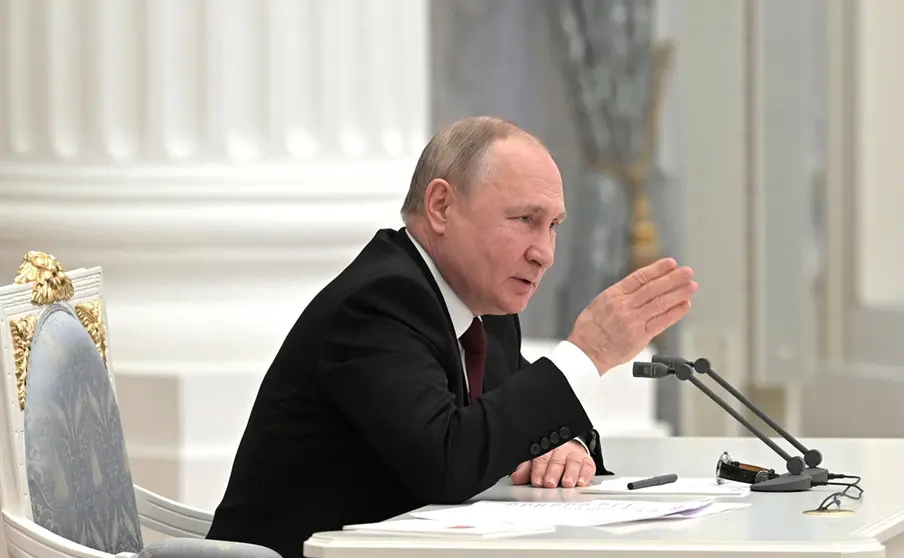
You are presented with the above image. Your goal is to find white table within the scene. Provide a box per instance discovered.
[304,437,904,557]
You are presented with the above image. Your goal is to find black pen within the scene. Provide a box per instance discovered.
[627,473,679,490]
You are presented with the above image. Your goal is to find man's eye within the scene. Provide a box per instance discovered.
[518,216,531,223]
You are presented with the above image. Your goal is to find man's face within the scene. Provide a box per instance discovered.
[438,137,566,315]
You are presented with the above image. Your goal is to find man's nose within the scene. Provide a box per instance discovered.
[527,234,555,269]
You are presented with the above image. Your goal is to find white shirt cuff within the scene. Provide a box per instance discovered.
[571,436,591,455]
[543,341,599,423]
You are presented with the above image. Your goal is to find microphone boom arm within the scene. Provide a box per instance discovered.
[691,359,823,469]
[680,369,800,469]
[634,359,825,493]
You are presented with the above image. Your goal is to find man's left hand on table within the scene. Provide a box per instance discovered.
[510,440,596,489]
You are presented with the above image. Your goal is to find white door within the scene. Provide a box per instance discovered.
[674,0,904,440]
[803,0,904,437]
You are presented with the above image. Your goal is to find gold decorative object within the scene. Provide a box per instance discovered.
[9,251,110,407]
[594,41,673,273]
[10,315,36,410]
[14,251,74,305]
[75,300,109,366]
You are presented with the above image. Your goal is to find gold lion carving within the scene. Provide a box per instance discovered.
[9,251,110,408]
[14,251,74,305]
[10,315,36,410]
[75,300,109,366]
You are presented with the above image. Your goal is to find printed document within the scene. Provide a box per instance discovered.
[599,502,751,534]
[410,497,715,527]
[344,519,555,538]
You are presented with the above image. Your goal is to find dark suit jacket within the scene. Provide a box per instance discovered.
[206,228,612,558]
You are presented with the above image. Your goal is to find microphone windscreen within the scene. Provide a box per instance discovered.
[652,355,689,369]
[633,361,671,378]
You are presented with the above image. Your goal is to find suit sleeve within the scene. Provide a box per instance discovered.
[317,276,595,504]
[514,318,613,476]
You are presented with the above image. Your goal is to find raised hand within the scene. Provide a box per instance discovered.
[567,258,697,374]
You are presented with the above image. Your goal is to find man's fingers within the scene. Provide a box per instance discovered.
[511,461,532,485]
[638,281,698,321]
[542,454,567,488]
[631,266,694,308]
[531,455,550,487]
[577,459,596,487]
[561,458,585,489]
[646,300,692,337]
[617,258,677,294]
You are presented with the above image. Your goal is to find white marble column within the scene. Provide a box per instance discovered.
[0,0,428,510]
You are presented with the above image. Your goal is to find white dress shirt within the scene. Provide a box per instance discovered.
[406,231,599,454]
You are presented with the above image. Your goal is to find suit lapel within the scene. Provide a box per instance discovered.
[391,228,467,404]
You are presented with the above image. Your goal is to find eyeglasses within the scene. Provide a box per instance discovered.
[715,451,731,484]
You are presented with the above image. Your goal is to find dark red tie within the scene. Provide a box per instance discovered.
[460,317,486,401]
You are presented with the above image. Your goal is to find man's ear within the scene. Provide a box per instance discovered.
[423,178,454,234]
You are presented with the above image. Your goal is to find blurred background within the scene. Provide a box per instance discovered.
[0,0,900,512]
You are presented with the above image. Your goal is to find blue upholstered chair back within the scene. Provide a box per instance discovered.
[23,303,143,554]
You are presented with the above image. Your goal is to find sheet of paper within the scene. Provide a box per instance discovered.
[582,476,750,497]
[600,519,697,535]
[344,519,555,538]
[411,498,715,527]
[598,502,751,534]
[660,501,751,519]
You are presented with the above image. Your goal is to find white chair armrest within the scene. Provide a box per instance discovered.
[135,539,280,558]
[3,510,122,558]
[134,485,212,539]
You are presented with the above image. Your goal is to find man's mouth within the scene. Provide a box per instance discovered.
[515,277,536,287]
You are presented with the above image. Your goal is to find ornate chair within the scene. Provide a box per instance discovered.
[0,252,276,558]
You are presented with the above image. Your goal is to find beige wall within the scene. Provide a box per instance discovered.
[677,0,904,439]
[800,0,904,438]
[856,1,904,306]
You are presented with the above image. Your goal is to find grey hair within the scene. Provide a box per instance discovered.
[400,116,542,221]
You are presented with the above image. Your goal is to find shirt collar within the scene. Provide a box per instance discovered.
[406,229,476,339]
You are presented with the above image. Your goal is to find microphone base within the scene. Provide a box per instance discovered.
[802,467,829,485]
[750,473,812,493]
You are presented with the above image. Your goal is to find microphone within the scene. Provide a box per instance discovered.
[632,361,671,379]
[651,355,690,369]
[632,357,827,493]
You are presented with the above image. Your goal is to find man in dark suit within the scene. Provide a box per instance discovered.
[206,116,697,557]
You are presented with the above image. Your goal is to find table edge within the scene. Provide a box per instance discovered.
[303,531,885,555]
